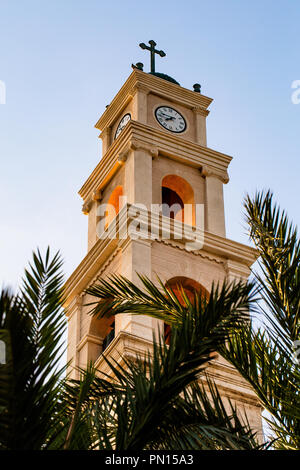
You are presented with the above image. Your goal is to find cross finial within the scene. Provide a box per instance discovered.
[139,40,166,73]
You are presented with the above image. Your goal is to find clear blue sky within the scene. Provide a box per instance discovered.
[0,0,299,289]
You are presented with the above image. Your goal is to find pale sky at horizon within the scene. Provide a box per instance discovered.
[0,0,299,290]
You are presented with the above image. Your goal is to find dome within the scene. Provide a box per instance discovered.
[149,72,180,86]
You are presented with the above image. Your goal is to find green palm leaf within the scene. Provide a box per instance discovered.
[82,274,262,450]
[0,248,67,450]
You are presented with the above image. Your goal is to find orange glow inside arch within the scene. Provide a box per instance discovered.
[164,277,209,344]
[105,185,123,230]
[161,175,195,226]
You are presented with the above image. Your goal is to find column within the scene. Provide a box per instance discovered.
[201,166,228,238]
[131,84,149,124]
[100,126,111,156]
[193,107,208,146]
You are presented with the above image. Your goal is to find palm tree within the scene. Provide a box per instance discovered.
[219,190,300,449]
[83,276,264,450]
[2,189,296,450]
[85,190,299,450]
[0,248,67,449]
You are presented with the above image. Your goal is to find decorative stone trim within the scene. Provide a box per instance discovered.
[88,246,122,290]
[92,189,102,202]
[129,138,159,159]
[225,259,251,280]
[79,121,232,203]
[95,69,213,132]
[82,199,93,215]
[99,126,111,140]
[76,333,103,353]
[117,152,128,164]
[200,165,229,184]
[65,294,83,319]
[64,204,258,307]
[129,83,150,97]
[158,238,226,267]
[192,105,210,117]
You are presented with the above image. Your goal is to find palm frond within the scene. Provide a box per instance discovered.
[86,274,257,338]
[245,190,300,346]
[73,276,260,450]
[0,248,67,450]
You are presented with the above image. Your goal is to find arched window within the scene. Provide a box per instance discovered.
[164,277,209,344]
[161,175,195,225]
[161,187,184,220]
[105,185,123,230]
[89,313,115,356]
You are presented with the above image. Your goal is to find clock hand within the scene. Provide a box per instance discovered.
[159,112,175,120]
[159,111,173,118]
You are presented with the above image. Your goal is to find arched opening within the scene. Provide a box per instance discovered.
[89,314,115,355]
[161,187,184,220]
[164,277,209,345]
[161,175,195,225]
[105,185,123,230]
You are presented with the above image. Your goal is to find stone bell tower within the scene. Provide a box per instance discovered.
[64,41,263,436]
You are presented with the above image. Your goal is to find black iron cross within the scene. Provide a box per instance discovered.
[139,40,166,73]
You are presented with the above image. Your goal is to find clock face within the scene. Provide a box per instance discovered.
[155,106,186,133]
[115,113,131,139]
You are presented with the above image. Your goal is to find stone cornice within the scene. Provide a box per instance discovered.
[65,294,83,319]
[77,333,103,352]
[200,165,230,184]
[64,234,119,310]
[95,69,213,131]
[79,120,232,203]
[63,204,258,309]
[192,106,210,117]
[93,330,155,375]
[92,330,261,407]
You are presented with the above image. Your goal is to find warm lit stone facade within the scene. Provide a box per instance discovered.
[64,68,263,439]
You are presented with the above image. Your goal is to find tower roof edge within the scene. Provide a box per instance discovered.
[94,69,213,132]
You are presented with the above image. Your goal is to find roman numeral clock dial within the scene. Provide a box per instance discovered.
[155,106,186,133]
[115,113,131,139]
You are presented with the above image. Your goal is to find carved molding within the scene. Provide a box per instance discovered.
[95,69,213,131]
[82,199,93,215]
[87,246,123,292]
[65,294,83,318]
[129,83,150,98]
[92,189,102,202]
[158,238,226,267]
[116,137,158,164]
[200,165,229,184]
[117,151,128,164]
[79,120,232,202]
[129,138,159,159]
[76,333,103,353]
[192,106,210,117]
[99,126,111,140]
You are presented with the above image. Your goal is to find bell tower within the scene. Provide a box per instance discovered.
[64,41,263,437]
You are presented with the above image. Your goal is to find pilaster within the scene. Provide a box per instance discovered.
[131,84,149,124]
[66,295,83,379]
[77,333,103,371]
[100,126,111,156]
[115,238,157,341]
[124,142,153,210]
[200,165,229,237]
[193,106,208,146]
